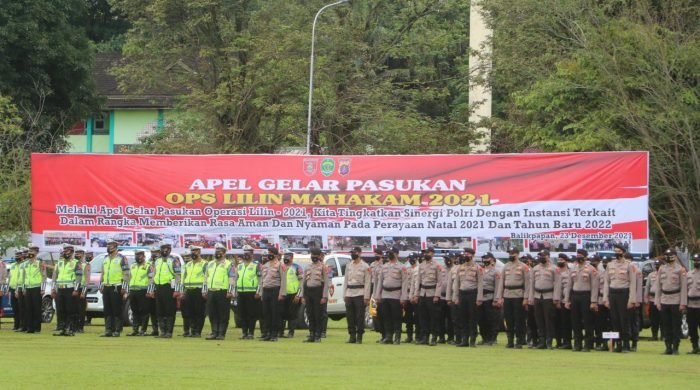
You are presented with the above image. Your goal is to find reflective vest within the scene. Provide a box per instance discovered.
[80,262,88,286]
[23,261,43,288]
[286,264,300,294]
[184,260,206,288]
[103,255,125,285]
[207,260,232,290]
[56,259,78,284]
[154,257,175,285]
[130,263,150,289]
[8,262,20,289]
[236,262,259,292]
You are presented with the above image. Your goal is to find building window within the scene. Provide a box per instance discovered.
[93,112,110,135]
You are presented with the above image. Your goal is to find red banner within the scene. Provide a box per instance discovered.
[31,152,649,254]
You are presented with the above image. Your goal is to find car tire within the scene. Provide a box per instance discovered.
[122,297,133,327]
[41,296,54,324]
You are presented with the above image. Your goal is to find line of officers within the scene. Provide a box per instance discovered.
[0,241,334,342]
[343,245,700,356]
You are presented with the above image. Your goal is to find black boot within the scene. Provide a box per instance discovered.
[457,333,469,347]
[217,321,227,340]
[382,332,394,344]
[101,317,113,337]
[181,318,191,337]
[672,343,679,355]
[688,342,699,354]
[621,339,630,353]
[573,339,582,352]
[469,336,477,347]
[394,333,401,345]
[404,330,413,344]
[287,329,295,338]
[506,334,514,348]
[663,341,672,355]
[631,340,637,352]
[357,333,363,344]
[429,336,437,346]
[303,332,315,342]
[347,333,357,344]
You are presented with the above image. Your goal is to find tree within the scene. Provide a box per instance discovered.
[112,0,478,155]
[482,0,700,250]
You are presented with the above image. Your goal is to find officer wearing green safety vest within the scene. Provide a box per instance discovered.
[75,248,91,333]
[126,250,153,336]
[52,244,82,336]
[99,241,130,337]
[181,246,207,338]
[204,243,237,340]
[281,251,303,338]
[152,243,182,338]
[236,245,261,339]
[20,246,46,334]
[9,250,25,331]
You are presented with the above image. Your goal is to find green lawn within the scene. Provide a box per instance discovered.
[2,317,699,389]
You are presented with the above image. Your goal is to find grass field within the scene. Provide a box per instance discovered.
[2,317,699,389]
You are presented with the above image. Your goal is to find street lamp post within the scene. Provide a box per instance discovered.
[306,0,349,155]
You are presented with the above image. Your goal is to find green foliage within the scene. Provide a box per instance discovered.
[484,0,700,249]
[112,0,477,155]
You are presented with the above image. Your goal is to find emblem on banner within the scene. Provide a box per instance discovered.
[320,158,335,176]
[303,158,318,176]
[338,158,351,176]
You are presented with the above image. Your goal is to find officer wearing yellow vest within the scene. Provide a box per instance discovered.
[0,256,7,329]
[281,251,303,338]
[9,250,25,331]
[99,240,130,337]
[181,245,207,337]
[203,243,237,340]
[236,245,262,339]
[52,244,83,336]
[125,249,153,336]
[75,248,91,332]
[145,247,160,336]
[20,246,47,334]
[152,243,182,338]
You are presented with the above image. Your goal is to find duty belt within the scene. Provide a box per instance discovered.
[186,286,202,290]
[459,289,478,294]
[572,290,591,294]
[662,289,681,295]
[535,288,553,293]
[688,296,700,301]
[420,284,436,289]
[649,292,656,296]
[382,286,401,292]
[208,288,224,292]
[505,285,524,290]
[56,284,75,289]
[483,290,494,294]
[609,287,629,293]
[347,284,364,289]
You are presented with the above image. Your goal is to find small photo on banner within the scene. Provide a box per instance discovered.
[327,236,372,252]
[230,234,274,250]
[89,231,134,248]
[477,237,524,254]
[137,232,181,248]
[43,231,87,248]
[529,239,577,253]
[426,236,472,250]
[279,235,323,251]
[375,236,421,252]
[183,233,227,249]
[582,239,630,253]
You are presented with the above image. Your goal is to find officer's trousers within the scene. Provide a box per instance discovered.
[527,304,538,344]
[262,287,282,337]
[457,290,478,341]
[207,290,230,336]
[571,292,594,347]
[78,296,87,330]
[660,304,682,345]
[478,299,498,342]
[56,288,78,332]
[608,289,631,342]
[23,287,42,332]
[345,295,365,335]
[10,288,24,329]
[594,305,610,346]
[417,296,439,340]
[687,307,700,346]
[381,298,402,336]
[403,301,417,337]
[129,289,150,331]
[438,298,454,340]
[534,298,555,343]
[102,285,123,333]
[630,306,641,342]
[649,301,661,339]
[555,305,572,346]
[237,292,259,335]
[304,286,323,338]
[283,293,300,331]
[372,285,384,335]
[182,288,206,334]
[155,284,176,318]
[503,297,526,344]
